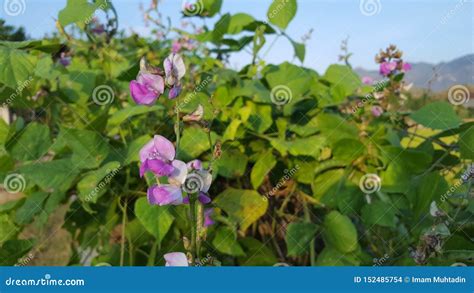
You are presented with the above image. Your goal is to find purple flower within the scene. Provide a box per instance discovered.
[402,62,412,72]
[379,61,397,76]
[187,159,202,171]
[59,52,71,67]
[139,135,177,177]
[361,76,373,85]
[371,105,384,117]
[164,53,186,87]
[164,252,188,266]
[204,209,214,227]
[148,184,184,206]
[130,71,165,105]
[169,85,182,99]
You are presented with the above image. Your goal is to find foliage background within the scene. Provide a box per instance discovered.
[0,0,472,267]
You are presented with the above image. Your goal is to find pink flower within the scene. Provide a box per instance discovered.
[139,135,180,178]
[362,76,373,85]
[172,41,182,54]
[402,62,412,72]
[59,52,71,67]
[168,85,182,100]
[130,71,165,105]
[164,252,188,266]
[371,105,384,117]
[204,208,214,227]
[379,62,397,76]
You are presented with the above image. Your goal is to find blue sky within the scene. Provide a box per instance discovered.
[1,0,472,72]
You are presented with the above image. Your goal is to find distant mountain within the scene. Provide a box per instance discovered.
[355,54,473,92]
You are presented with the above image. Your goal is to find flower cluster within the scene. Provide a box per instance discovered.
[130,52,213,266]
[375,44,411,77]
[130,53,185,105]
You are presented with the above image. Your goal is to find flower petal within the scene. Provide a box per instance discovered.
[169,160,188,186]
[186,160,202,171]
[139,138,156,163]
[153,135,175,161]
[148,184,183,206]
[130,80,158,105]
[164,252,188,267]
[137,72,165,95]
[198,192,211,204]
[146,159,174,176]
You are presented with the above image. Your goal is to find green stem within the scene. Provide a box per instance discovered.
[175,99,181,153]
[119,198,127,267]
[189,196,197,263]
[147,240,159,266]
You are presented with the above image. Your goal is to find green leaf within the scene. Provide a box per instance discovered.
[0,214,18,245]
[290,39,305,62]
[459,125,474,160]
[285,222,318,256]
[14,192,49,225]
[120,135,151,165]
[251,150,277,189]
[314,113,358,144]
[178,127,218,161]
[8,122,51,161]
[0,239,33,266]
[332,138,366,163]
[212,226,246,257]
[58,0,108,27]
[361,201,397,228]
[410,102,462,130]
[19,159,79,192]
[201,0,223,17]
[77,161,121,204]
[214,188,268,232]
[134,197,174,243]
[237,237,277,266]
[0,44,35,89]
[108,105,164,127]
[227,13,255,34]
[265,62,312,106]
[214,147,248,178]
[316,247,360,266]
[267,0,297,30]
[60,128,110,169]
[323,211,358,253]
[409,172,448,219]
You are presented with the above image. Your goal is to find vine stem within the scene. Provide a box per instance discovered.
[175,98,181,153]
[119,198,127,266]
[301,193,316,266]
